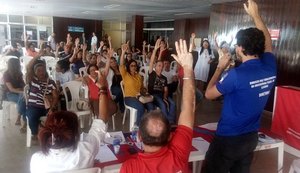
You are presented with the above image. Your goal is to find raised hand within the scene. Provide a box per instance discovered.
[83,43,87,51]
[244,0,259,18]
[191,33,196,39]
[100,41,104,47]
[143,41,147,46]
[172,39,193,69]
[121,43,128,53]
[108,36,111,42]
[218,53,231,70]
[75,38,80,47]
[154,38,161,50]
[96,70,107,88]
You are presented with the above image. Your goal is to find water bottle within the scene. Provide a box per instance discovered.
[131,125,139,142]
[112,138,121,154]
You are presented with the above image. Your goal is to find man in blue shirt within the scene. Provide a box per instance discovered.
[203,0,277,173]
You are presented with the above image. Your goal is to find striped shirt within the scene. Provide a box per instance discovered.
[28,77,56,108]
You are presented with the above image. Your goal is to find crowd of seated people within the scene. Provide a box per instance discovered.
[0,1,277,173]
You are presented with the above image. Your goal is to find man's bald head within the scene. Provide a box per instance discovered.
[139,110,171,146]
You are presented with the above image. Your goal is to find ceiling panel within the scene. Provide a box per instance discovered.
[0,0,240,21]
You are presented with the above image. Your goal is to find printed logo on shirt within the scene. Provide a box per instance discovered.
[249,76,276,97]
[219,72,228,84]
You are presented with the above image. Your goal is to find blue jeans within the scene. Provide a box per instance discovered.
[111,85,125,113]
[124,97,154,125]
[26,106,48,135]
[153,94,176,124]
[6,92,26,121]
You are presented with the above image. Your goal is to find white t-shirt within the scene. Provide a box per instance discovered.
[30,119,107,173]
[91,36,98,45]
[55,70,75,85]
[162,70,177,84]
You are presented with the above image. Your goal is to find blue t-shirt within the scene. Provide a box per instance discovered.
[216,52,277,136]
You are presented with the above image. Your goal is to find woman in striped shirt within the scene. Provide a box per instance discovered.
[26,52,59,142]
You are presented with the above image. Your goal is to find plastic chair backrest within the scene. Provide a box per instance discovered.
[106,69,114,98]
[20,55,33,72]
[79,67,87,77]
[120,81,125,96]
[41,56,55,63]
[62,80,84,111]
[170,61,177,72]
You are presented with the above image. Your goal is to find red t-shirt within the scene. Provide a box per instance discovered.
[87,77,111,100]
[120,125,193,173]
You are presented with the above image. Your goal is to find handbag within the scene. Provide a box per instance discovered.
[138,95,154,104]
[43,78,51,109]
[138,88,153,103]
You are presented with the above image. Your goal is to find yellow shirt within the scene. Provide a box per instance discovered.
[120,65,142,97]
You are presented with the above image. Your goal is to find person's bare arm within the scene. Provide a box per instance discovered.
[171,39,195,129]
[69,47,78,63]
[244,0,272,52]
[120,42,128,66]
[205,53,231,100]
[103,48,113,77]
[50,88,59,111]
[108,36,112,49]
[163,86,168,100]
[214,32,220,50]
[97,71,109,123]
[149,38,161,74]
[5,82,23,94]
[190,33,196,51]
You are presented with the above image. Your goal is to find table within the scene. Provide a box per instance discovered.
[100,123,284,173]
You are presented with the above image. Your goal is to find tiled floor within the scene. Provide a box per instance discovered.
[0,99,298,173]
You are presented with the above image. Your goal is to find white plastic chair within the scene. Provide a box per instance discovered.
[46,58,59,80]
[79,67,87,77]
[20,55,33,74]
[41,56,55,63]
[62,81,91,129]
[170,61,178,72]
[289,159,300,173]
[57,167,101,173]
[1,101,17,127]
[120,81,137,130]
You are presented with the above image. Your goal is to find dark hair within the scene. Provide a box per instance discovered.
[199,40,212,55]
[87,64,99,75]
[56,60,70,73]
[39,111,79,155]
[139,110,171,146]
[125,59,139,74]
[6,58,23,81]
[236,27,265,56]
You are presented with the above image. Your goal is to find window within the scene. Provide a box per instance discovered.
[9,15,23,23]
[10,24,23,42]
[25,25,38,41]
[0,14,7,22]
[25,16,38,24]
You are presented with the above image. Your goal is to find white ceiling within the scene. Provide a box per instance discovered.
[0,0,240,22]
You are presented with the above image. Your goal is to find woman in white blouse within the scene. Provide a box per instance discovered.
[30,71,109,173]
[191,33,215,93]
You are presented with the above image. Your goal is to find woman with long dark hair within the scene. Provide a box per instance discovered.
[191,34,215,93]
[2,58,26,131]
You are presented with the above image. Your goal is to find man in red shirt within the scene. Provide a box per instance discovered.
[120,39,195,173]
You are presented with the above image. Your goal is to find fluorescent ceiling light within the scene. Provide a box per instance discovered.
[103,4,120,9]
[174,12,194,16]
